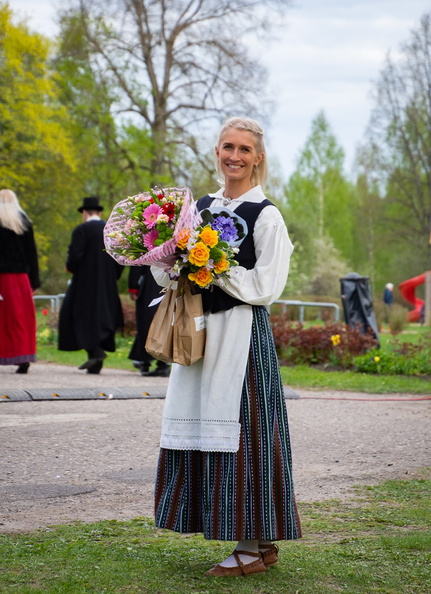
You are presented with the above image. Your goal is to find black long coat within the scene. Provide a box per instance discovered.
[128,266,163,363]
[58,218,123,352]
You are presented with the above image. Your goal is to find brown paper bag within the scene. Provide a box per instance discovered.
[145,286,176,363]
[173,280,206,366]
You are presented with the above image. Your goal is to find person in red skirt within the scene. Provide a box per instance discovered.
[0,189,40,374]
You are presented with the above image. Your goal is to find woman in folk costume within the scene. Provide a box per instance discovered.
[152,117,301,577]
[0,189,40,374]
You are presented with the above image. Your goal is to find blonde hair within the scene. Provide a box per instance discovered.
[0,189,28,234]
[215,116,268,188]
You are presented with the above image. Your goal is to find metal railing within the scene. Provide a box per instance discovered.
[33,294,65,314]
[33,294,341,322]
[273,299,340,322]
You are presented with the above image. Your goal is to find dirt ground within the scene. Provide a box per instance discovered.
[0,363,430,534]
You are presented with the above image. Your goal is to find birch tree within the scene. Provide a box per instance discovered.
[286,113,355,259]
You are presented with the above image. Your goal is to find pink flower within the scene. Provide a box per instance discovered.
[143,228,159,250]
[143,204,162,228]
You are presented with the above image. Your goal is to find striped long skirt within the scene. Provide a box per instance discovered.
[154,306,301,542]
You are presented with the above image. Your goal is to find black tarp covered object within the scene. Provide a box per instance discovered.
[340,272,380,345]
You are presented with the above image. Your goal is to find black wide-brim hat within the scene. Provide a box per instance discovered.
[77,196,104,212]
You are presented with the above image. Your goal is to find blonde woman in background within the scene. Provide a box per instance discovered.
[0,189,40,374]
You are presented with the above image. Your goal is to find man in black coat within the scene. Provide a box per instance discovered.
[58,196,124,374]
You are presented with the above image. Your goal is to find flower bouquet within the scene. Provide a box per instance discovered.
[104,187,202,268]
[104,187,245,289]
[170,207,245,288]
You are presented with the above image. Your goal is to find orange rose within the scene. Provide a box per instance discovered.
[188,242,210,266]
[176,228,191,250]
[199,226,218,248]
[214,254,229,273]
[188,268,213,288]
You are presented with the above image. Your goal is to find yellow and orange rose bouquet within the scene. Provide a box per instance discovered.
[171,208,242,288]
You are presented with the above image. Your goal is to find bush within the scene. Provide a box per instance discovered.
[389,303,408,335]
[35,307,58,346]
[271,316,378,368]
[372,299,387,329]
[354,333,431,376]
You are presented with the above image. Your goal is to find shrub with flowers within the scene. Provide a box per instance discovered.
[271,317,378,368]
[353,334,431,375]
[104,189,242,289]
[36,307,58,345]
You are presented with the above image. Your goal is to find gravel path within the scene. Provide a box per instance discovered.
[1,363,430,534]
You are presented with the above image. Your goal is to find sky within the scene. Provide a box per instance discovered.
[9,0,431,179]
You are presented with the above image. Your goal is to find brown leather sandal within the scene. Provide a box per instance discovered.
[205,550,267,577]
[260,543,279,567]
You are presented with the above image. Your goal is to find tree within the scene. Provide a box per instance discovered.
[59,0,291,183]
[285,112,356,294]
[308,236,349,298]
[351,170,379,283]
[54,12,155,209]
[287,112,356,255]
[0,3,75,190]
[361,12,431,278]
[351,152,399,295]
[0,2,79,290]
[291,112,345,238]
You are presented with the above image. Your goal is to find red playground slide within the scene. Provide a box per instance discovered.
[398,273,427,322]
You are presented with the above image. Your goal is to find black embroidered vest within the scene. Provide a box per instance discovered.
[196,195,273,313]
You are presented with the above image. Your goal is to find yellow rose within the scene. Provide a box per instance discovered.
[176,228,191,250]
[188,242,210,266]
[199,226,218,248]
[374,356,380,362]
[188,268,213,288]
[214,254,229,273]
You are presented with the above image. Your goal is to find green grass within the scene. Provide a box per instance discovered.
[39,342,431,394]
[280,324,431,394]
[36,336,138,371]
[34,316,431,392]
[281,364,431,394]
[1,471,430,593]
[379,324,431,345]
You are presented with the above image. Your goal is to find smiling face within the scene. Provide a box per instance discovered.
[215,128,264,191]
